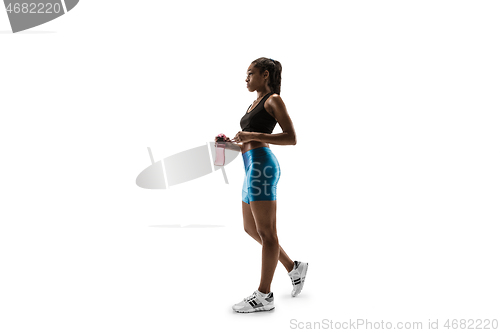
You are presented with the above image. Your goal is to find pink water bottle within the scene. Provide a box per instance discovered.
[214,142,226,166]
[214,133,228,166]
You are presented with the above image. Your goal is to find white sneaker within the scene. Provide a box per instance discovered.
[232,290,275,313]
[288,260,308,297]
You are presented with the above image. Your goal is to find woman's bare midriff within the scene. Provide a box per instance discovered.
[241,140,269,155]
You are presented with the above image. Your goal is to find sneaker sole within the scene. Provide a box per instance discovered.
[234,305,275,313]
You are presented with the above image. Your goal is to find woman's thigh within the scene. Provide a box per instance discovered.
[249,200,277,237]
[242,201,258,236]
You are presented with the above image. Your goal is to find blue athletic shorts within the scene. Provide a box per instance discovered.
[242,147,281,204]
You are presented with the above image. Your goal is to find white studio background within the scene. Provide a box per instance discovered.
[1,1,499,332]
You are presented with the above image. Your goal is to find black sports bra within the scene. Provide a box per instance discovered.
[240,93,278,134]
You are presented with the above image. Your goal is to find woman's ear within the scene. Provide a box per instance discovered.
[263,70,270,80]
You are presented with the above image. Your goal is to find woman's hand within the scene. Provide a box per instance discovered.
[214,133,233,142]
[214,136,232,142]
[232,131,255,144]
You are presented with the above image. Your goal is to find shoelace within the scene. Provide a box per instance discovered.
[243,292,258,302]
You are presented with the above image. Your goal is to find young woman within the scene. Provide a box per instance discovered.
[227,57,308,313]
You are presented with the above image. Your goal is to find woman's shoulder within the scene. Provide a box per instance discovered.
[267,93,281,100]
[265,93,284,106]
[264,93,284,119]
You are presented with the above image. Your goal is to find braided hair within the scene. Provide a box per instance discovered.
[251,57,282,95]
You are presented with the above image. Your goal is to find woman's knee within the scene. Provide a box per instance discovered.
[243,225,254,236]
[244,228,262,243]
[256,228,278,242]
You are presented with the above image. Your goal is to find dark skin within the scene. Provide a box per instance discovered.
[214,62,297,294]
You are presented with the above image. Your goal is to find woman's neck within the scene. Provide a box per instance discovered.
[256,88,273,100]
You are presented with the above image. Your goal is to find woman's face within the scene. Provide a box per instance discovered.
[246,63,269,92]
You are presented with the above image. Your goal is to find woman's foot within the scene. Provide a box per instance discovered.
[232,290,275,313]
[288,261,308,297]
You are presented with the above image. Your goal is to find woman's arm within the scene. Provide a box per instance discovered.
[253,131,296,145]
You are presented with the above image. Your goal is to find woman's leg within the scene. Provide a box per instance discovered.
[242,201,294,273]
[248,200,284,294]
